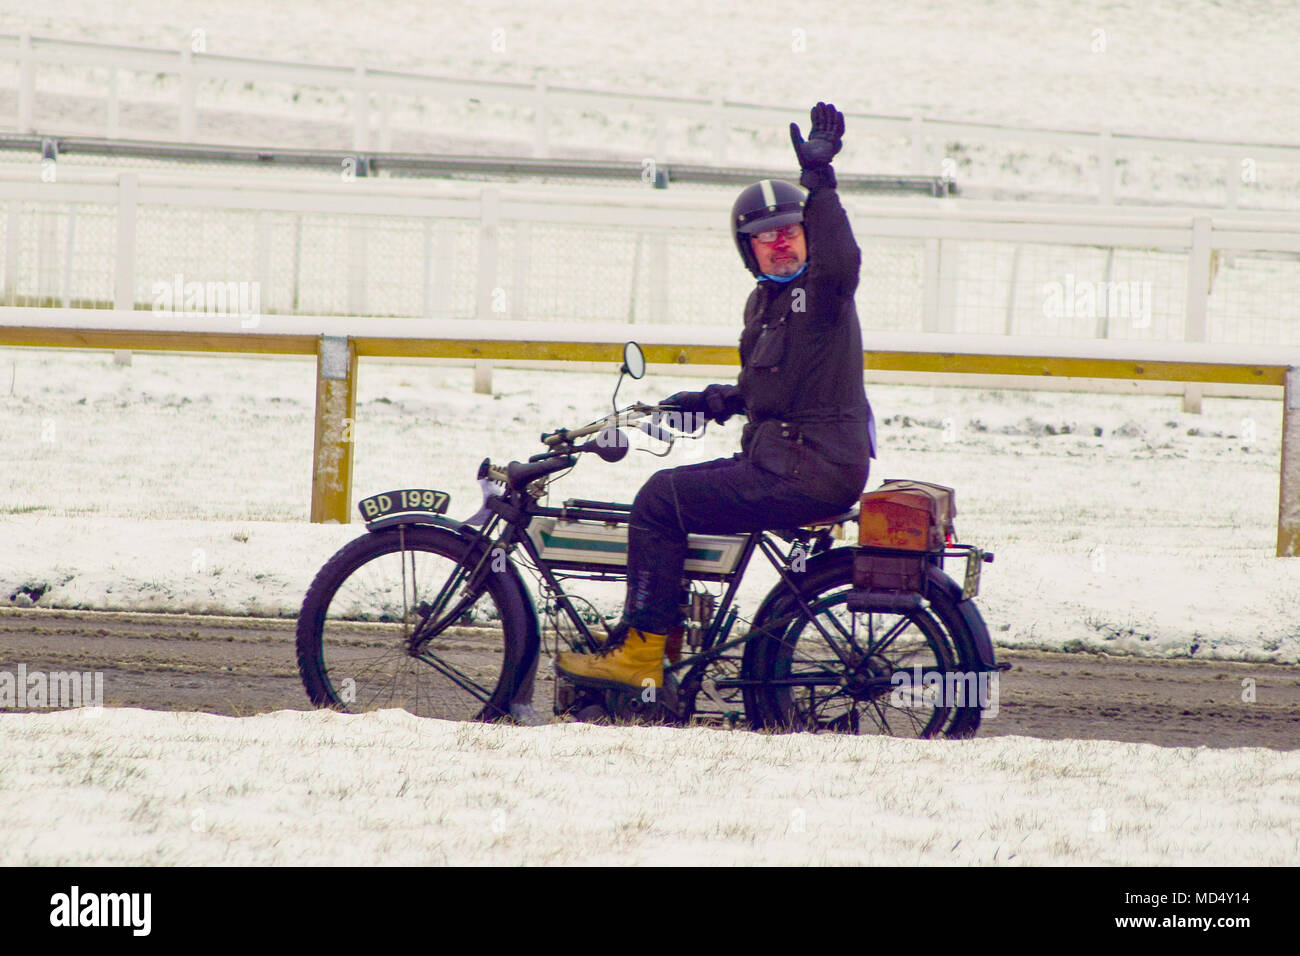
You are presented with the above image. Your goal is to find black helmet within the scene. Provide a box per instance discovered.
[731,179,806,276]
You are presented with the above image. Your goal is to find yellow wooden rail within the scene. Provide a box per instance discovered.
[1,325,1295,554]
[0,326,1287,386]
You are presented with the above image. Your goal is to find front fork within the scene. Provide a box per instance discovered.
[406,516,517,655]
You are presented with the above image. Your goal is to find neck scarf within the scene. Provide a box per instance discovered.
[760,262,808,284]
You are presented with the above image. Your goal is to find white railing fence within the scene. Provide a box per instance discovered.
[1,168,1298,350]
[3,33,1300,209]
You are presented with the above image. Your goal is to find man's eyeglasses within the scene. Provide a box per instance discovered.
[751,224,803,244]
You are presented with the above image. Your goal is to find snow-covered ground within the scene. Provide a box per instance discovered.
[2,347,1296,663]
[1,706,1294,865]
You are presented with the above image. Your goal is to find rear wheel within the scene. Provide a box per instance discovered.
[296,525,534,721]
[744,552,983,738]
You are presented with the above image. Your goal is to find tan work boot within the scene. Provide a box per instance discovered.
[591,623,682,662]
[557,627,667,691]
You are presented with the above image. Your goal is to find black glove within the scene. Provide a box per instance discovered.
[662,386,744,425]
[701,384,745,425]
[661,390,707,414]
[790,101,843,190]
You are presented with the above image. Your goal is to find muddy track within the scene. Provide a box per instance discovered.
[1,608,1296,749]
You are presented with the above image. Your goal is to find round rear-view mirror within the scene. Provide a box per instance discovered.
[622,341,646,380]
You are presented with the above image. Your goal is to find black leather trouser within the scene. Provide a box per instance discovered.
[622,454,862,634]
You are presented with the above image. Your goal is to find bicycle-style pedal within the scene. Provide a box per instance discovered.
[553,668,613,720]
[553,669,681,725]
[601,678,680,726]
[553,669,588,716]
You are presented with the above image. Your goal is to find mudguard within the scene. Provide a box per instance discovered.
[365,512,465,534]
[922,562,999,671]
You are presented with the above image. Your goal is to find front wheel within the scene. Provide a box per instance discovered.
[743,551,985,738]
[296,524,534,721]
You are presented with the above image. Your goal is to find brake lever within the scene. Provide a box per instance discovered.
[653,405,709,439]
[634,420,675,457]
[637,420,674,443]
[529,450,567,462]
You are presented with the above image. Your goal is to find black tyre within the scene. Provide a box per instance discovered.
[744,550,984,738]
[296,524,534,721]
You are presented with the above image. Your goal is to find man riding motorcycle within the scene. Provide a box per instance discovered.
[556,101,876,694]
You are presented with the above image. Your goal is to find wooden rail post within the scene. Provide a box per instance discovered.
[1278,367,1300,556]
[310,335,357,524]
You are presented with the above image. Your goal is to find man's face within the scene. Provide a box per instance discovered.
[750,222,807,276]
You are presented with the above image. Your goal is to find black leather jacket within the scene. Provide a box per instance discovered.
[716,183,875,510]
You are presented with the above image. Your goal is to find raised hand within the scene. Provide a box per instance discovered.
[789,101,845,170]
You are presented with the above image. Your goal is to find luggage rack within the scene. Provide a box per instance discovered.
[852,542,994,602]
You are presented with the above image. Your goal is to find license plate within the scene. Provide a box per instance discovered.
[961,548,983,600]
[358,489,450,524]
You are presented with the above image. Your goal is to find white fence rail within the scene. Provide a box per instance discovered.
[1,167,1298,350]
[4,33,1300,208]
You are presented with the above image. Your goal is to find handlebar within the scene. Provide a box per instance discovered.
[480,403,702,492]
[540,403,667,447]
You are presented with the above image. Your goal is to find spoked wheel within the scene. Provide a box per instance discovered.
[296,524,534,721]
[744,553,982,738]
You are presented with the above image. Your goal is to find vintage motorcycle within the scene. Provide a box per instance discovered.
[295,343,1004,737]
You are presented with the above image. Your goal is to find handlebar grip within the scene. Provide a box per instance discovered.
[480,459,509,484]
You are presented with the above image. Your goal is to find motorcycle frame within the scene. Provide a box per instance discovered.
[405,482,937,702]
